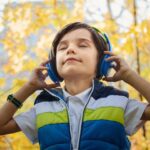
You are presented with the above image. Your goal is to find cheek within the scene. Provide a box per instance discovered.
[90,53,99,73]
[55,54,60,70]
[91,59,98,72]
[56,53,63,72]
[89,52,99,66]
[56,53,61,65]
[82,57,96,76]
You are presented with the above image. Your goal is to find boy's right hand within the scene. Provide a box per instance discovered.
[27,60,59,91]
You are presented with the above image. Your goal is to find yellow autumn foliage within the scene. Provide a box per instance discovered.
[0,0,150,149]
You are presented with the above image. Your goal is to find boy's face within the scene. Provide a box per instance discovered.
[56,28,98,80]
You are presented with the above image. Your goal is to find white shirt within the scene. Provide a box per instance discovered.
[62,87,92,150]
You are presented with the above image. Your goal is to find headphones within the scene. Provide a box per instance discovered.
[94,28,113,79]
[46,27,112,84]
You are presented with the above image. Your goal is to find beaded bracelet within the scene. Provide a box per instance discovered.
[7,94,23,108]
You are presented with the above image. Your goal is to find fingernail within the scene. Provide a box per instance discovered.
[55,82,60,86]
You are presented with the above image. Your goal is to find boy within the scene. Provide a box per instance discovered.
[0,22,150,150]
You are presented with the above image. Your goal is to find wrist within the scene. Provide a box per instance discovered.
[13,82,37,104]
[123,69,137,83]
[24,82,38,92]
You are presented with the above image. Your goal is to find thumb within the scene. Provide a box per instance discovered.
[102,76,114,82]
[45,83,60,89]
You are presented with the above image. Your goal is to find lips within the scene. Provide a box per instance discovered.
[65,57,81,63]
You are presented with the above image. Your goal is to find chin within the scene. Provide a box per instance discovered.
[63,73,94,81]
[60,71,83,79]
[62,67,80,72]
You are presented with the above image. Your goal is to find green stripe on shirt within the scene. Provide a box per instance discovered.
[36,109,68,129]
[84,106,124,125]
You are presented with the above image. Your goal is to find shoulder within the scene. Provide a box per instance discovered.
[103,86,129,97]
[34,89,59,105]
[92,80,129,99]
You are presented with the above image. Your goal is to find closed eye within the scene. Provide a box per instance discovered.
[58,46,67,50]
[79,45,88,47]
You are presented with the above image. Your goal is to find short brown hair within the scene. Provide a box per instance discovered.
[49,22,108,80]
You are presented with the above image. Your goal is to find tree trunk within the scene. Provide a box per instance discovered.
[133,0,147,142]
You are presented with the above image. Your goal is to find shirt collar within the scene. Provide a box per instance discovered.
[62,83,93,102]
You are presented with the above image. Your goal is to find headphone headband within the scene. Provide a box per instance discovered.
[92,27,112,52]
[92,27,107,43]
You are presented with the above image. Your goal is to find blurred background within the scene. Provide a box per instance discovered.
[0,0,150,149]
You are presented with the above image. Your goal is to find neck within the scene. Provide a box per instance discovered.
[64,77,93,95]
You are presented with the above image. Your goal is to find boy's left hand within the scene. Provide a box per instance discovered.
[102,51,132,82]
[102,52,150,121]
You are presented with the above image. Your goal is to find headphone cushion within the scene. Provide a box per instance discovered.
[99,54,112,77]
[46,59,63,83]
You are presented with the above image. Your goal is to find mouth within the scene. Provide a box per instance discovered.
[64,58,81,64]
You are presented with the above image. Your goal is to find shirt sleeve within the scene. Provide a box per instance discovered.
[13,107,38,144]
[124,99,148,135]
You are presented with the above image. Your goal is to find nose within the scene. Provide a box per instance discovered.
[66,44,76,55]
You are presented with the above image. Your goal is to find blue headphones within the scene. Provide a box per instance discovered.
[46,28,112,84]
[96,30,113,78]
[46,59,62,84]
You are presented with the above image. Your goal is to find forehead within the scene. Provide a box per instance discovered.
[60,28,92,42]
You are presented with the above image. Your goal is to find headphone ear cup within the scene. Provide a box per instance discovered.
[99,54,112,77]
[46,58,63,84]
[99,33,113,77]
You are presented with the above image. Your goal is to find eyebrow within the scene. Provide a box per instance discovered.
[58,38,92,47]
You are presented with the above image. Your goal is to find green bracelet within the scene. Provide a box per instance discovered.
[7,94,23,108]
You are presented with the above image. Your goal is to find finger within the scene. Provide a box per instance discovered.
[35,66,48,74]
[105,56,120,62]
[40,60,50,66]
[39,72,48,80]
[37,66,48,71]
[44,72,48,76]
[104,51,116,56]
[43,72,48,79]
[46,83,60,89]
[102,76,115,82]
[112,65,119,71]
